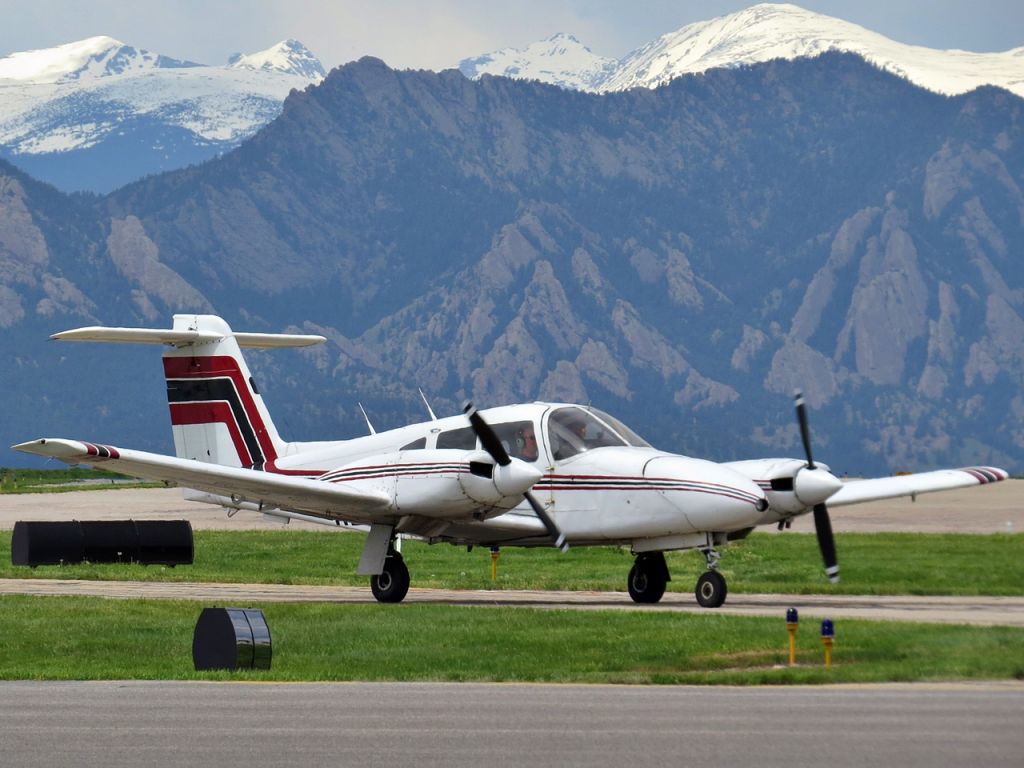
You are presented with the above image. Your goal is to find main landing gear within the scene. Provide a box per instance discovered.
[626,548,728,608]
[628,552,670,603]
[370,546,410,603]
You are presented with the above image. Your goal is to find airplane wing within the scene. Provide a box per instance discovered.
[826,466,1008,507]
[13,438,391,522]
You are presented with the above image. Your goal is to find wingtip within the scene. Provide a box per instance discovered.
[11,438,88,460]
[12,438,47,454]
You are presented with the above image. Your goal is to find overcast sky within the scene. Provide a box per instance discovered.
[2,1,1022,72]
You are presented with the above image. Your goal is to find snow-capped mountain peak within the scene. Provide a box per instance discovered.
[604,2,1024,96]
[227,39,326,79]
[0,35,327,190]
[0,35,199,84]
[459,3,1024,99]
[459,32,617,91]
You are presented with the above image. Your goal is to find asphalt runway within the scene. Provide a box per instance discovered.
[0,680,1021,768]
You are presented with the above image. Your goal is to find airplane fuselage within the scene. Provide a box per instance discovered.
[200,402,770,550]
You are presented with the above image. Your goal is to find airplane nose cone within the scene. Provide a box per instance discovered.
[794,466,843,506]
[644,457,768,530]
[493,459,543,497]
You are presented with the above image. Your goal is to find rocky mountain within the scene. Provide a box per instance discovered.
[0,36,325,192]
[460,3,1024,98]
[2,53,1022,475]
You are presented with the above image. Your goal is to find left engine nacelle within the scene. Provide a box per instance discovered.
[322,449,540,520]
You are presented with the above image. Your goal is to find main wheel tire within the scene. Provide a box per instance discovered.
[371,555,410,603]
[695,570,727,608]
[628,560,667,604]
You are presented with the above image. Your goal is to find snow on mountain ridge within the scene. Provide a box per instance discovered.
[459,32,617,91]
[227,39,326,79]
[0,35,199,83]
[0,37,326,156]
[603,3,1024,97]
[458,3,1024,99]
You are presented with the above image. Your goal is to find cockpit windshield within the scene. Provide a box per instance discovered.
[546,406,649,461]
[586,408,651,448]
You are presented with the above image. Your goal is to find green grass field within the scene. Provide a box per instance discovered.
[3,503,1022,684]
[1,595,1021,684]
[2,529,1021,596]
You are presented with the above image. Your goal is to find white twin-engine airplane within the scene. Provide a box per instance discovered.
[15,315,1009,606]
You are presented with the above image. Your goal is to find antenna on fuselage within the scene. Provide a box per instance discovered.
[418,388,438,421]
[358,403,376,435]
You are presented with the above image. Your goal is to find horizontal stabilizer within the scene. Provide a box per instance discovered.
[51,326,325,348]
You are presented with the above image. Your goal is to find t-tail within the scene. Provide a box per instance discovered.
[52,314,325,471]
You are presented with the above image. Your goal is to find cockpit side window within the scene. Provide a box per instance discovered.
[547,407,627,461]
[490,420,539,463]
[436,426,476,450]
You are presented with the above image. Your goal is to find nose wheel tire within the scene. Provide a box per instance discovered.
[695,570,727,608]
[627,553,669,604]
[371,554,410,603]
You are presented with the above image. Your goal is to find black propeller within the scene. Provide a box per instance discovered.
[794,391,815,470]
[794,390,840,583]
[464,402,569,552]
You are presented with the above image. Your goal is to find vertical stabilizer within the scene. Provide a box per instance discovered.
[163,315,285,469]
[52,314,325,471]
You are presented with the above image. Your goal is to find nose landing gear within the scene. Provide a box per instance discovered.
[695,548,727,608]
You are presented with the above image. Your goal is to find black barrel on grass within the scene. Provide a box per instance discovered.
[10,520,193,566]
[137,520,194,565]
[81,520,139,563]
[11,521,83,565]
[193,608,273,671]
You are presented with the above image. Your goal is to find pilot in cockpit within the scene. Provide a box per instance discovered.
[513,424,539,462]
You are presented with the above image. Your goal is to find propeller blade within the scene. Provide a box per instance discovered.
[793,390,815,470]
[813,503,839,583]
[463,402,511,466]
[525,490,569,552]
[463,402,568,552]
[794,391,838,581]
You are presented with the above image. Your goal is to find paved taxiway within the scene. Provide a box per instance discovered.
[1,480,1021,532]
[1,681,1021,768]
[2,578,1022,626]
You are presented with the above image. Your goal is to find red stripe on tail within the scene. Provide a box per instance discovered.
[169,401,253,466]
[163,356,278,466]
